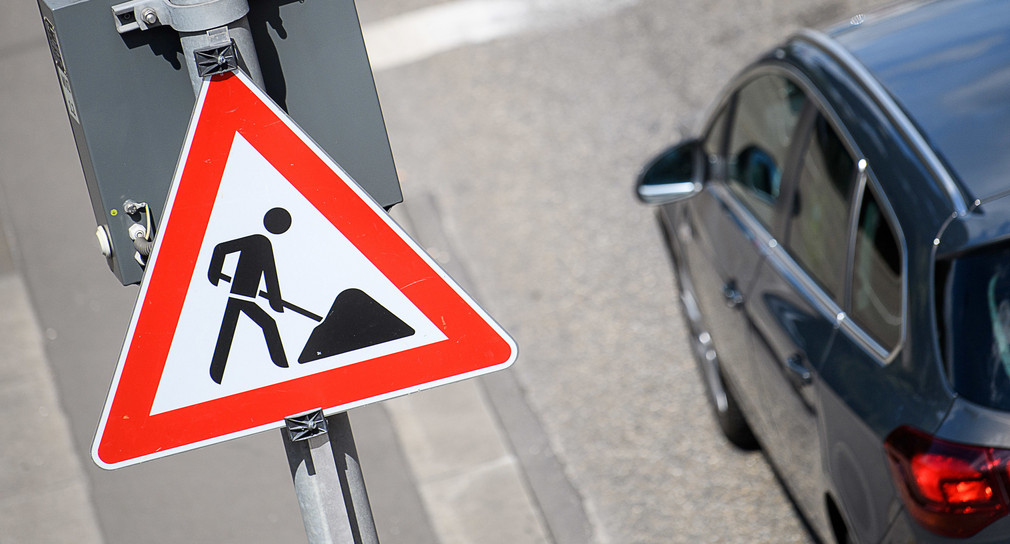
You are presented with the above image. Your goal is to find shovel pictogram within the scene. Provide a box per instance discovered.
[256,287,416,363]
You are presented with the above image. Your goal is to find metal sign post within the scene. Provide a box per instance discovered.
[115,3,382,539]
[283,410,380,544]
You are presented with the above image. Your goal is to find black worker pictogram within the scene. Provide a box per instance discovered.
[207,207,292,384]
[206,207,416,384]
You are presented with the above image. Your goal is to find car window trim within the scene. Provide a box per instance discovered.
[842,159,867,312]
[710,182,780,267]
[841,170,907,364]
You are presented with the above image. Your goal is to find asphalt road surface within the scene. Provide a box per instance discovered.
[1,0,886,542]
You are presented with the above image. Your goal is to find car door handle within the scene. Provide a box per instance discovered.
[785,354,812,387]
[722,280,744,309]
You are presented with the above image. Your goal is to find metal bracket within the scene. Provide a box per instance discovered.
[111,0,249,34]
[193,27,237,77]
[285,409,329,442]
[194,41,238,76]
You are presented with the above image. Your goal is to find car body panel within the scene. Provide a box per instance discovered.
[938,194,1010,258]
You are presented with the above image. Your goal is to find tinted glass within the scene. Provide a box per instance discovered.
[727,75,806,227]
[851,187,902,349]
[786,115,856,300]
[945,245,1010,411]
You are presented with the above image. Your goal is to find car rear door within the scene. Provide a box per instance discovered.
[744,107,859,537]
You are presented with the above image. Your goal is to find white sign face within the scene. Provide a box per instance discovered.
[151,134,446,414]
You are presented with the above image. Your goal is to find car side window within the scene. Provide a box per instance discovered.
[851,185,902,349]
[785,114,856,300]
[726,74,806,228]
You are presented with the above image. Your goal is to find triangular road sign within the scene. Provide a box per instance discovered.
[92,71,517,469]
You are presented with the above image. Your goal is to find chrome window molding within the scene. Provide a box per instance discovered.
[710,181,845,330]
[709,183,777,251]
[841,167,907,365]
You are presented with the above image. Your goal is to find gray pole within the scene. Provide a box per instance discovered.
[110,4,382,539]
[282,410,380,544]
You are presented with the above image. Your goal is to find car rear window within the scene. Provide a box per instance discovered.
[945,244,1010,411]
[851,186,902,350]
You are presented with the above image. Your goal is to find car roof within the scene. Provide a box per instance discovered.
[826,0,1010,204]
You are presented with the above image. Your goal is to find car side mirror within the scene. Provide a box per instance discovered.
[635,139,704,205]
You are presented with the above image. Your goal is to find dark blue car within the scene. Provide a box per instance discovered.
[636,2,1010,542]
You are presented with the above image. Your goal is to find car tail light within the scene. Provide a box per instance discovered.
[885,426,1010,538]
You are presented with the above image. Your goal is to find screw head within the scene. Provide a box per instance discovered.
[141,8,158,25]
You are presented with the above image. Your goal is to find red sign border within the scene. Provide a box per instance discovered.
[92,72,516,469]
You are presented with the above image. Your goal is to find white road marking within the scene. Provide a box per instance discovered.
[362,0,640,71]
